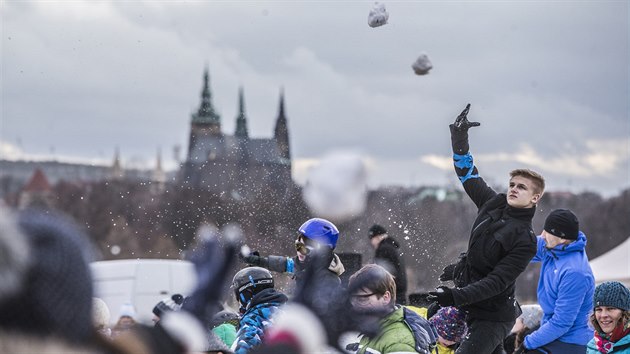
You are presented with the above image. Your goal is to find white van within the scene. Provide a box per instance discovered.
[90,259,197,325]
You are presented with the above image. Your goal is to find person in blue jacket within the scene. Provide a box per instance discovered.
[230,266,288,354]
[586,281,630,354]
[516,209,595,353]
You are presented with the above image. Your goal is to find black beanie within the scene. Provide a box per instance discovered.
[544,209,579,240]
[368,224,387,239]
[153,293,184,317]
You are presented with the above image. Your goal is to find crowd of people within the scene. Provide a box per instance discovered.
[0,105,628,354]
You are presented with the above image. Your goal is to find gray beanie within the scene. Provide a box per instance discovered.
[519,304,543,329]
[0,209,94,344]
[593,281,630,311]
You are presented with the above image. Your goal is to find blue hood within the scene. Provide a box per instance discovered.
[542,231,587,258]
[525,231,594,349]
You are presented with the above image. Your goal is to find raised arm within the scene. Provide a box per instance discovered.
[449,103,496,208]
[242,252,296,274]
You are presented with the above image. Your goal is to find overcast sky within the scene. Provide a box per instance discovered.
[2,1,628,197]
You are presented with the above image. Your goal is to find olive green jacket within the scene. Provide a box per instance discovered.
[358,307,418,354]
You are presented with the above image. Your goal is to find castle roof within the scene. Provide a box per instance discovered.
[23,168,52,192]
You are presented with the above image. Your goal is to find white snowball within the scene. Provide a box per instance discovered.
[412,53,433,75]
[368,2,389,28]
[303,152,368,223]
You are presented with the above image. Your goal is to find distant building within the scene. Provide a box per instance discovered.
[18,168,54,209]
[180,69,294,197]
[1,69,293,201]
[0,152,169,200]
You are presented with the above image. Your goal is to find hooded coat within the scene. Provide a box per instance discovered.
[232,288,288,354]
[524,232,595,349]
[374,237,408,304]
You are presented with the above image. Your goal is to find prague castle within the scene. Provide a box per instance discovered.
[180,69,294,197]
[1,68,295,201]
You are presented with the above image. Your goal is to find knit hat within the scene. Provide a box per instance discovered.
[211,309,240,328]
[93,298,111,328]
[518,304,543,329]
[429,306,468,343]
[0,209,94,344]
[206,329,233,353]
[544,209,579,240]
[593,281,630,311]
[368,224,387,239]
[153,294,185,317]
[118,302,136,319]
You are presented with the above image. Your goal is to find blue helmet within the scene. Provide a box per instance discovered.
[298,218,339,249]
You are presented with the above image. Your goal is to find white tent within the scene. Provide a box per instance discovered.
[589,237,630,287]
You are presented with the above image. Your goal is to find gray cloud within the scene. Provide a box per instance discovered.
[2,0,628,196]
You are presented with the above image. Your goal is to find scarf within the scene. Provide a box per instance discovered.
[594,320,630,353]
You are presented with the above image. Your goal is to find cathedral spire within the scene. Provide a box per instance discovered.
[274,88,290,162]
[110,147,123,180]
[191,67,221,128]
[235,86,249,138]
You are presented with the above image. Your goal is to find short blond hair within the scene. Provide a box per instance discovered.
[510,169,545,195]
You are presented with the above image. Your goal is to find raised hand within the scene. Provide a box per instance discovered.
[182,224,240,321]
[452,103,480,131]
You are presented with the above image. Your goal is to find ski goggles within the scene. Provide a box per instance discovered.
[295,235,318,255]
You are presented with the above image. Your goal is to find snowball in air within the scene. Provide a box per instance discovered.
[412,53,433,75]
[368,2,389,28]
[302,152,368,223]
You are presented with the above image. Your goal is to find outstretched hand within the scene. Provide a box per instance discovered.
[452,103,480,131]
[182,225,241,322]
[241,250,266,267]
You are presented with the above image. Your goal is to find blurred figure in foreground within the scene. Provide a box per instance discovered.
[586,281,630,354]
[93,298,112,339]
[111,302,137,338]
[152,294,184,325]
[0,207,235,353]
[0,207,111,352]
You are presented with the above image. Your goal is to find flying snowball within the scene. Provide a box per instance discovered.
[368,2,389,28]
[412,53,433,75]
[302,152,368,223]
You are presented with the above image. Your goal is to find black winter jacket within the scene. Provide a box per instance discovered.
[450,126,537,322]
[375,237,408,304]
